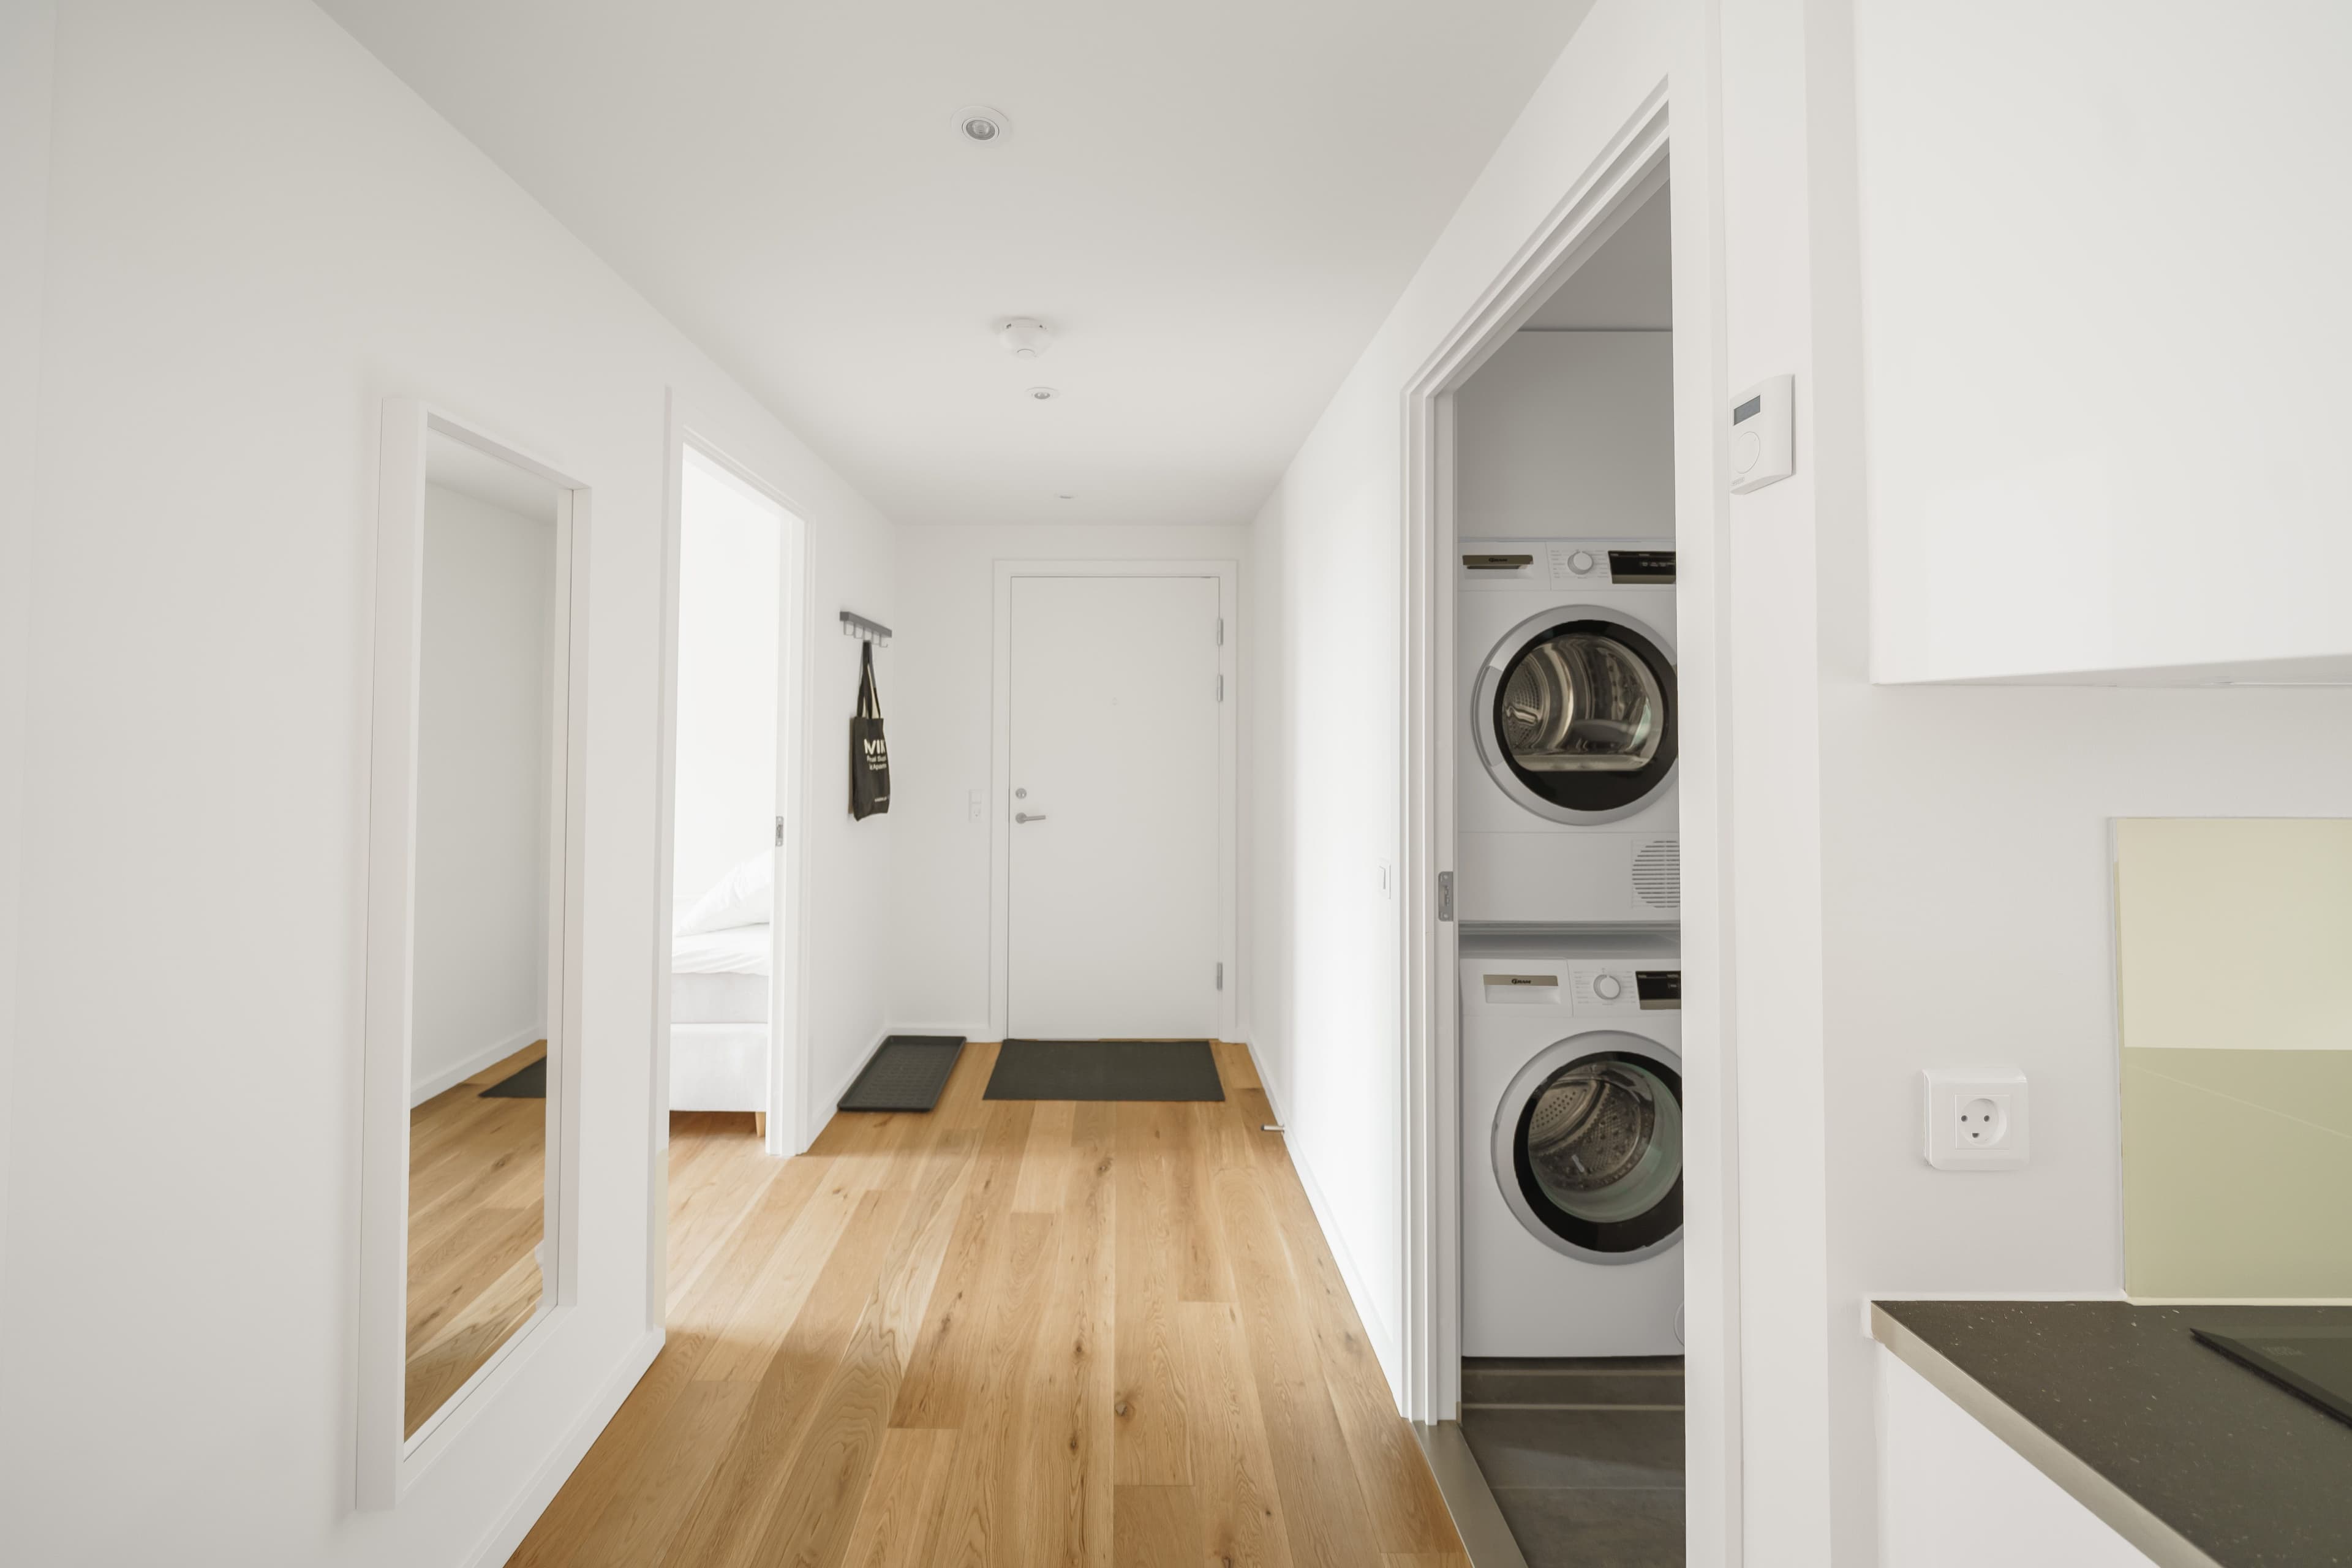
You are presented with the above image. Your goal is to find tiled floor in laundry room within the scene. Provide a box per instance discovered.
[1459,1356,1685,1567]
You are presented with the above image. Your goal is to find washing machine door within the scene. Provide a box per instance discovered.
[1493,1031,1683,1262]
[1472,606,1676,826]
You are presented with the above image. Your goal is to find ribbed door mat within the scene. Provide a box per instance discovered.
[837,1035,965,1112]
[982,1039,1225,1102]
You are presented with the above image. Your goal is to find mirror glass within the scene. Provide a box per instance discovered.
[405,429,564,1436]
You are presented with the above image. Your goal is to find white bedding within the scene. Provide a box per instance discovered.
[672,924,771,1026]
[672,924,771,976]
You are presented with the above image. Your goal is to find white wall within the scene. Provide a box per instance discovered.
[888,523,1250,1039]
[0,0,58,1350]
[671,451,780,910]
[0,2,895,1563]
[411,481,556,1102]
[1856,0,2352,683]
[1455,331,1676,540]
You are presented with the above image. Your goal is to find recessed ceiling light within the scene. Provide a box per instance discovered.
[956,106,1010,145]
[1056,492,1076,500]
[1028,386,1057,401]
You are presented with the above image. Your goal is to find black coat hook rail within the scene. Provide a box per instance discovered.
[839,609,891,646]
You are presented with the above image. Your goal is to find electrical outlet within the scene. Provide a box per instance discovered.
[1923,1068,2029,1170]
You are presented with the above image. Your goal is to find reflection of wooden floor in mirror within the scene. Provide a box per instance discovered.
[505,1041,1464,1567]
[407,1039,546,1438]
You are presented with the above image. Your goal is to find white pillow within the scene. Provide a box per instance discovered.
[675,852,773,935]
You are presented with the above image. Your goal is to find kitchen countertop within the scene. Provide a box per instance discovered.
[1871,1300,2352,1568]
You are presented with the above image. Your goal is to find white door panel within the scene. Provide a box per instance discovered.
[1008,575,1220,1038]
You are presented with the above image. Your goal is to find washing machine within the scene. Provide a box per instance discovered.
[1461,933,1683,1357]
[1457,538,1678,925]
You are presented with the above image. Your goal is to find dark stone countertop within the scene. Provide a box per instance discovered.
[1872,1300,2352,1568]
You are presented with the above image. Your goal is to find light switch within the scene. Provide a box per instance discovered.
[967,789,984,822]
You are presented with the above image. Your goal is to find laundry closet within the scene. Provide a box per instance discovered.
[1448,183,1686,1568]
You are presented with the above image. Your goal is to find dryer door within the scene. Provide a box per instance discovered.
[1493,1031,1683,1262]
[1472,607,1676,825]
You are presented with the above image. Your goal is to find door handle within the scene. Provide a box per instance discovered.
[1014,812,1047,824]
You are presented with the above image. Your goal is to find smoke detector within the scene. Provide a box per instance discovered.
[956,106,1011,145]
[997,317,1054,359]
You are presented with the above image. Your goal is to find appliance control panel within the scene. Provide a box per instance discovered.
[1569,964,1680,1014]
[1460,540,1676,590]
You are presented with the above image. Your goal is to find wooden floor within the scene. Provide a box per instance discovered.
[408,1039,546,1436]
[510,1040,1465,1567]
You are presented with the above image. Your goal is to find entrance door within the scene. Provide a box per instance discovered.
[1007,574,1222,1038]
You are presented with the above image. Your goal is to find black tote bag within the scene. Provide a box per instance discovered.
[850,639,890,820]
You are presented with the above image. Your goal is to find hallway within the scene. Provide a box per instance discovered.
[509,1042,1464,1567]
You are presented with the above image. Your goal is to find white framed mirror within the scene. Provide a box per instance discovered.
[356,401,589,1508]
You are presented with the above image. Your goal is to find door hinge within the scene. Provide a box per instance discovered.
[1438,870,1455,922]
[1215,673,1224,702]
[1215,617,1224,646]
[774,815,786,848]
[1215,961,1224,991]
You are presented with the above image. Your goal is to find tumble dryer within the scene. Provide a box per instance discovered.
[1460,933,1683,1357]
[1457,538,1678,925]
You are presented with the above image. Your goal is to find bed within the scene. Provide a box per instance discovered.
[669,921,771,1117]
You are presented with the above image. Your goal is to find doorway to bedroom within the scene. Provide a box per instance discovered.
[666,444,796,1147]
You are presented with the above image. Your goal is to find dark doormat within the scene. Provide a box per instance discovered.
[838,1035,965,1112]
[481,1058,546,1098]
[983,1039,1224,1102]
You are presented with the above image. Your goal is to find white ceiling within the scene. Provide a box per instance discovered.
[317,0,1598,528]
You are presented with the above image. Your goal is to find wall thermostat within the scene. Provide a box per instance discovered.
[1728,374,1794,493]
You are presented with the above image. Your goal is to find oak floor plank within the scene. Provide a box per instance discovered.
[737,1279,905,1568]
[564,1382,759,1568]
[1012,1098,1078,1212]
[1112,1484,1204,1568]
[1247,1129,1455,1555]
[1114,1102,1191,1485]
[1210,1164,1385,1568]
[839,1427,958,1568]
[693,1164,862,1384]
[891,1100,1036,1429]
[1016,1099,1115,1567]
[1177,1300,1297,1568]
[656,1189,911,1568]
[1174,1104,1232,1303]
[938,1041,1001,1131]
[1210,1040,1261,1091]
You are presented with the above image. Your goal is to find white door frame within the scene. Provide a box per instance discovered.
[988,559,1240,1043]
[647,392,812,1331]
[1397,86,1746,1561]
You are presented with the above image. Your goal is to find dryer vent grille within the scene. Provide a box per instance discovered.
[1633,839,1680,910]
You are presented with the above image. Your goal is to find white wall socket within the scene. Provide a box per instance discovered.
[1922,1067,2029,1170]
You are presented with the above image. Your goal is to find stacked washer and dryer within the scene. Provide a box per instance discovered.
[1458,538,1684,1358]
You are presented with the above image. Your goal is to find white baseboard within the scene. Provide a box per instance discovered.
[460,1326,662,1568]
[1245,1041,1404,1406]
[807,1025,897,1146]
[411,1023,544,1107]
[884,1022,990,1042]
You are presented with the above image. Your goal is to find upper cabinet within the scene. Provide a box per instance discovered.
[1856,0,2352,685]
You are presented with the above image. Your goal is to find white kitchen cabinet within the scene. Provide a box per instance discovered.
[1855,0,2352,685]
